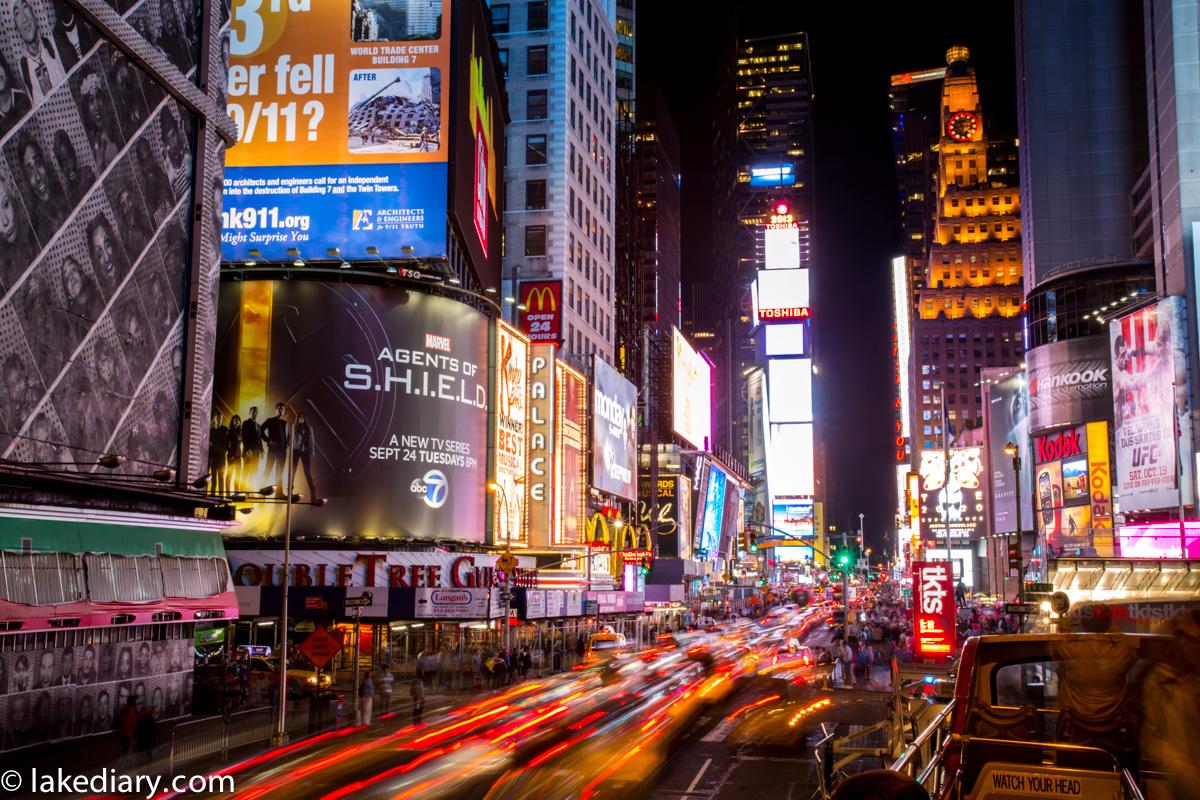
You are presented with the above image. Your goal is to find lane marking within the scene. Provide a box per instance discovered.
[685,758,713,794]
[701,717,736,743]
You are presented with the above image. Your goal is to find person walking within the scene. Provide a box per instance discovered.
[359,672,374,725]
[117,696,138,764]
[378,667,393,712]
[409,678,425,724]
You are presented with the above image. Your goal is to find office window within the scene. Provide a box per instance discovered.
[497,49,508,78]
[525,134,547,165]
[527,45,548,75]
[527,89,548,119]
[528,0,548,30]
[524,225,546,256]
[525,179,547,210]
[492,4,509,33]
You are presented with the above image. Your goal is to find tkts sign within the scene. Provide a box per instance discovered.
[912,561,956,661]
[517,280,562,343]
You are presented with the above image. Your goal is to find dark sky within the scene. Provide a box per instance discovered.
[640,3,1016,553]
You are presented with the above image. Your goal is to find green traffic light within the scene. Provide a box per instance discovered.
[749,543,759,553]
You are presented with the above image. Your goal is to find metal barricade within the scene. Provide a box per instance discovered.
[168,706,274,773]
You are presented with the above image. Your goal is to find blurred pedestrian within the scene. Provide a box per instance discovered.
[409,679,425,724]
[831,770,929,800]
[359,672,374,724]
[378,667,393,712]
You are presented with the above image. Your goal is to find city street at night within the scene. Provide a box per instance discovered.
[0,0,1199,798]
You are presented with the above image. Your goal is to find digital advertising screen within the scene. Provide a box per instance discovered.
[917,448,985,542]
[767,423,814,496]
[767,358,813,423]
[213,279,489,541]
[753,268,810,324]
[1033,422,1114,557]
[672,327,712,449]
[696,464,727,558]
[764,226,800,270]
[591,356,637,500]
[982,368,1033,536]
[493,322,528,545]
[222,0,451,262]
[772,499,814,540]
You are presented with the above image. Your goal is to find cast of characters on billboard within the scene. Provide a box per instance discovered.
[590,356,637,500]
[0,0,223,481]
[672,327,712,449]
[517,280,563,343]
[213,280,489,541]
[1110,296,1194,511]
[912,561,955,661]
[493,322,528,545]
[918,448,984,541]
[223,0,451,261]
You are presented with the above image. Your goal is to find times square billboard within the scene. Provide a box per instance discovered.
[222,1,452,262]
[213,279,489,541]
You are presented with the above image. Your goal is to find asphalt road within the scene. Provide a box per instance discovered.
[646,626,893,800]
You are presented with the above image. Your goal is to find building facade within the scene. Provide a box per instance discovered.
[493,0,619,370]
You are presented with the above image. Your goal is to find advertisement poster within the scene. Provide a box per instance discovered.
[672,327,712,449]
[747,370,767,478]
[918,449,985,542]
[912,561,955,661]
[982,368,1032,535]
[1026,336,1112,430]
[0,637,193,753]
[772,499,814,539]
[1110,296,1194,511]
[591,356,638,500]
[527,344,556,547]
[517,281,563,343]
[696,463,727,558]
[677,474,694,560]
[0,1,225,483]
[1033,423,1113,557]
[493,322,528,545]
[555,360,587,545]
[414,588,489,619]
[223,0,451,261]
[214,280,489,540]
[448,0,503,288]
[639,474,681,557]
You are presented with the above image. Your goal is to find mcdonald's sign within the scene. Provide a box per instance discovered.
[517,280,563,343]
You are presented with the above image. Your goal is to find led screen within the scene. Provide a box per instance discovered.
[672,327,712,448]
[764,323,808,357]
[755,269,809,323]
[768,423,814,496]
[764,226,800,269]
[767,358,813,423]
[696,464,727,558]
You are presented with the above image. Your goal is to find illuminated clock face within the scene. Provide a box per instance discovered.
[946,111,979,142]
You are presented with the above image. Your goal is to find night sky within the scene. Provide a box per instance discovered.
[641,3,1016,555]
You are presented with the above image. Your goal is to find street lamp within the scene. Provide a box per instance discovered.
[1003,441,1024,610]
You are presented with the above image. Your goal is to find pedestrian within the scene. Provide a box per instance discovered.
[117,696,138,763]
[134,702,156,764]
[379,667,393,712]
[359,672,374,724]
[415,648,428,686]
[471,649,483,691]
[519,649,532,680]
[409,678,425,724]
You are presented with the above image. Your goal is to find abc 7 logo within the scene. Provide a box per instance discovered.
[410,470,448,508]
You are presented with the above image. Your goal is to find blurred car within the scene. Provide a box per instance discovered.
[248,656,333,694]
[586,631,629,660]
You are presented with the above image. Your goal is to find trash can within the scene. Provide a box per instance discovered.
[307,691,341,733]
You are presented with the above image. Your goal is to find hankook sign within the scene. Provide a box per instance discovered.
[1026,336,1112,431]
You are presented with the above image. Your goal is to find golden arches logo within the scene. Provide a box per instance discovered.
[524,285,558,312]
[585,512,610,544]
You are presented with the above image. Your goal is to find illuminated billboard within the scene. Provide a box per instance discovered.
[913,561,955,661]
[494,323,528,545]
[767,423,814,496]
[1033,422,1114,557]
[450,0,505,288]
[982,368,1033,535]
[763,323,809,356]
[696,463,727,558]
[517,280,563,343]
[223,1,451,262]
[767,358,813,423]
[764,225,800,270]
[1110,296,1194,511]
[214,280,488,540]
[754,269,810,325]
[672,327,712,449]
[526,344,555,547]
[917,448,985,542]
[591,356,637,500]
[772,499,814,540]
[747,370,767,478]
[749,163,796,187]
[554,360,587,545]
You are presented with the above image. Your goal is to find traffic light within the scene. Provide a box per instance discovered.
[837,548,850,567]
[1007,539,1021,575]
[748,531,759,553]
[756,577,766,587]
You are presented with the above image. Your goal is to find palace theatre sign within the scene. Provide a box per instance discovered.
[229,550,538,590]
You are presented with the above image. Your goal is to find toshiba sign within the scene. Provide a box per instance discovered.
[759,307,811,322]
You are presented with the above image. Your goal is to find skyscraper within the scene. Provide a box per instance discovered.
[493,0,618,369]
[911,47,1024,451]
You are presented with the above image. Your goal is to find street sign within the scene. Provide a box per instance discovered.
[584,600,599,616]
[344,592,374,608]
[1005,602,1038,615]
[295,620,315,633]
[496,552,518,573]
[1025,582,1053,593]
[297,627,343,670]
[304,596,328,611]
